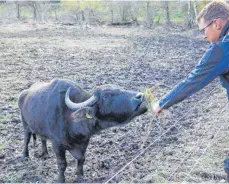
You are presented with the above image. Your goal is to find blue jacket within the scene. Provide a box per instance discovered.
[159,21,229,109]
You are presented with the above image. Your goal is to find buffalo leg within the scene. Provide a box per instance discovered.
[21,115,32,160]
[52,142,67,183]
[32,133,37,147]
[76,157,85,176]
[35,137,49,159]
[40,137,49,158]
[75,157,86,183]
[69,144,88,177]
[22,129,32,160]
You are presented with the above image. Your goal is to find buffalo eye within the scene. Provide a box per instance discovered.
[103,94,110,101]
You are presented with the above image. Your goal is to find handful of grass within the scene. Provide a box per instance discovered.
[144,88,155,104]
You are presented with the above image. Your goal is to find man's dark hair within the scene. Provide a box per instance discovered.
[197,0,229,24]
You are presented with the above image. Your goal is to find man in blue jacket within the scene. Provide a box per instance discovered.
[151,0,229,178]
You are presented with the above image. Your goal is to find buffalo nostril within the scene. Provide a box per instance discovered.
[135,93,144,101]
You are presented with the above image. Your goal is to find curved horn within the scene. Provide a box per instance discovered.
[65,87,98,110]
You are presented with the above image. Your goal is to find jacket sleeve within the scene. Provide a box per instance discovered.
[159,43,224,109]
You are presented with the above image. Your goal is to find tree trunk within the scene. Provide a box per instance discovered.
[193,0,198,21]
[54,9,58,21]
[81,10,85,21]
[129,3,138,24]
[164,1,171,25]
[146,1,153,28]
[188,1,193,28]
[122,7,125,21]
[111,9,113,23]
[178,0,182,15]
[32,1,38,20]
[16,2,20,20]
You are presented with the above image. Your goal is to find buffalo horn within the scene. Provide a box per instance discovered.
[65,87,98,110]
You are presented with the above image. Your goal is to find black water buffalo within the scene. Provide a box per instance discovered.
[18,79,147,182]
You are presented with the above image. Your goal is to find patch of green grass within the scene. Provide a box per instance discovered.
[20,7,34,19]
[153,15,161,23]
[0,114,13,125]
[0,144,5,151]
[171,12,184,22]
[0,5,4,12]
[154,174,166,183]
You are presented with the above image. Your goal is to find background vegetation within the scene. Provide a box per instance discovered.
[0,1,214,28]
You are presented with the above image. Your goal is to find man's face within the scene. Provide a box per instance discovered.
[198,18,222,43]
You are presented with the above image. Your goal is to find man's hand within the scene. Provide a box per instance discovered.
[151,101,163,115]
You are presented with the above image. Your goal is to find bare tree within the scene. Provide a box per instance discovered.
[15,1,41,21]
[81,10,85,21]
[177,0,182,15]
[50,2,59,22]
[146,1,153,28]
[163,1,171,25]
[0,1,205,27]
[193,0,198,21]
[15,1,20,20]
[129,2,139,24]
[109,2,114,23]
[188,0,194,28]
[32,1,39,20]
[120,2,127,22]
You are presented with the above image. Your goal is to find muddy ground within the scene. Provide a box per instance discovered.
[0,22,229,183]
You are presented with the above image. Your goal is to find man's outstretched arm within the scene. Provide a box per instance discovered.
[152,43,225,114]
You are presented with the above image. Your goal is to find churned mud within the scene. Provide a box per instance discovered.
[0,23,228,183]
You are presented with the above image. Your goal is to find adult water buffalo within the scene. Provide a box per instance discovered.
[18,79,148,182]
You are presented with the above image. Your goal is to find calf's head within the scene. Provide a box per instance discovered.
[65,87,147,125]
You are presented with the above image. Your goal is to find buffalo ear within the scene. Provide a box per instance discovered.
[71,108,92,119]
[71,108,85,119]
[89,105,98,120]
[72,106,97,120]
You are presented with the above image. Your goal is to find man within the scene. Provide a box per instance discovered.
[153,1,229,114]
[151,0,229,179]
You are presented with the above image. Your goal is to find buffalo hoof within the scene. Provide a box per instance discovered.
[34,152,49,159]
[75,176,86,183]
[76,170,84,176]
[57,177,65,183]
[21,155,29,162]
